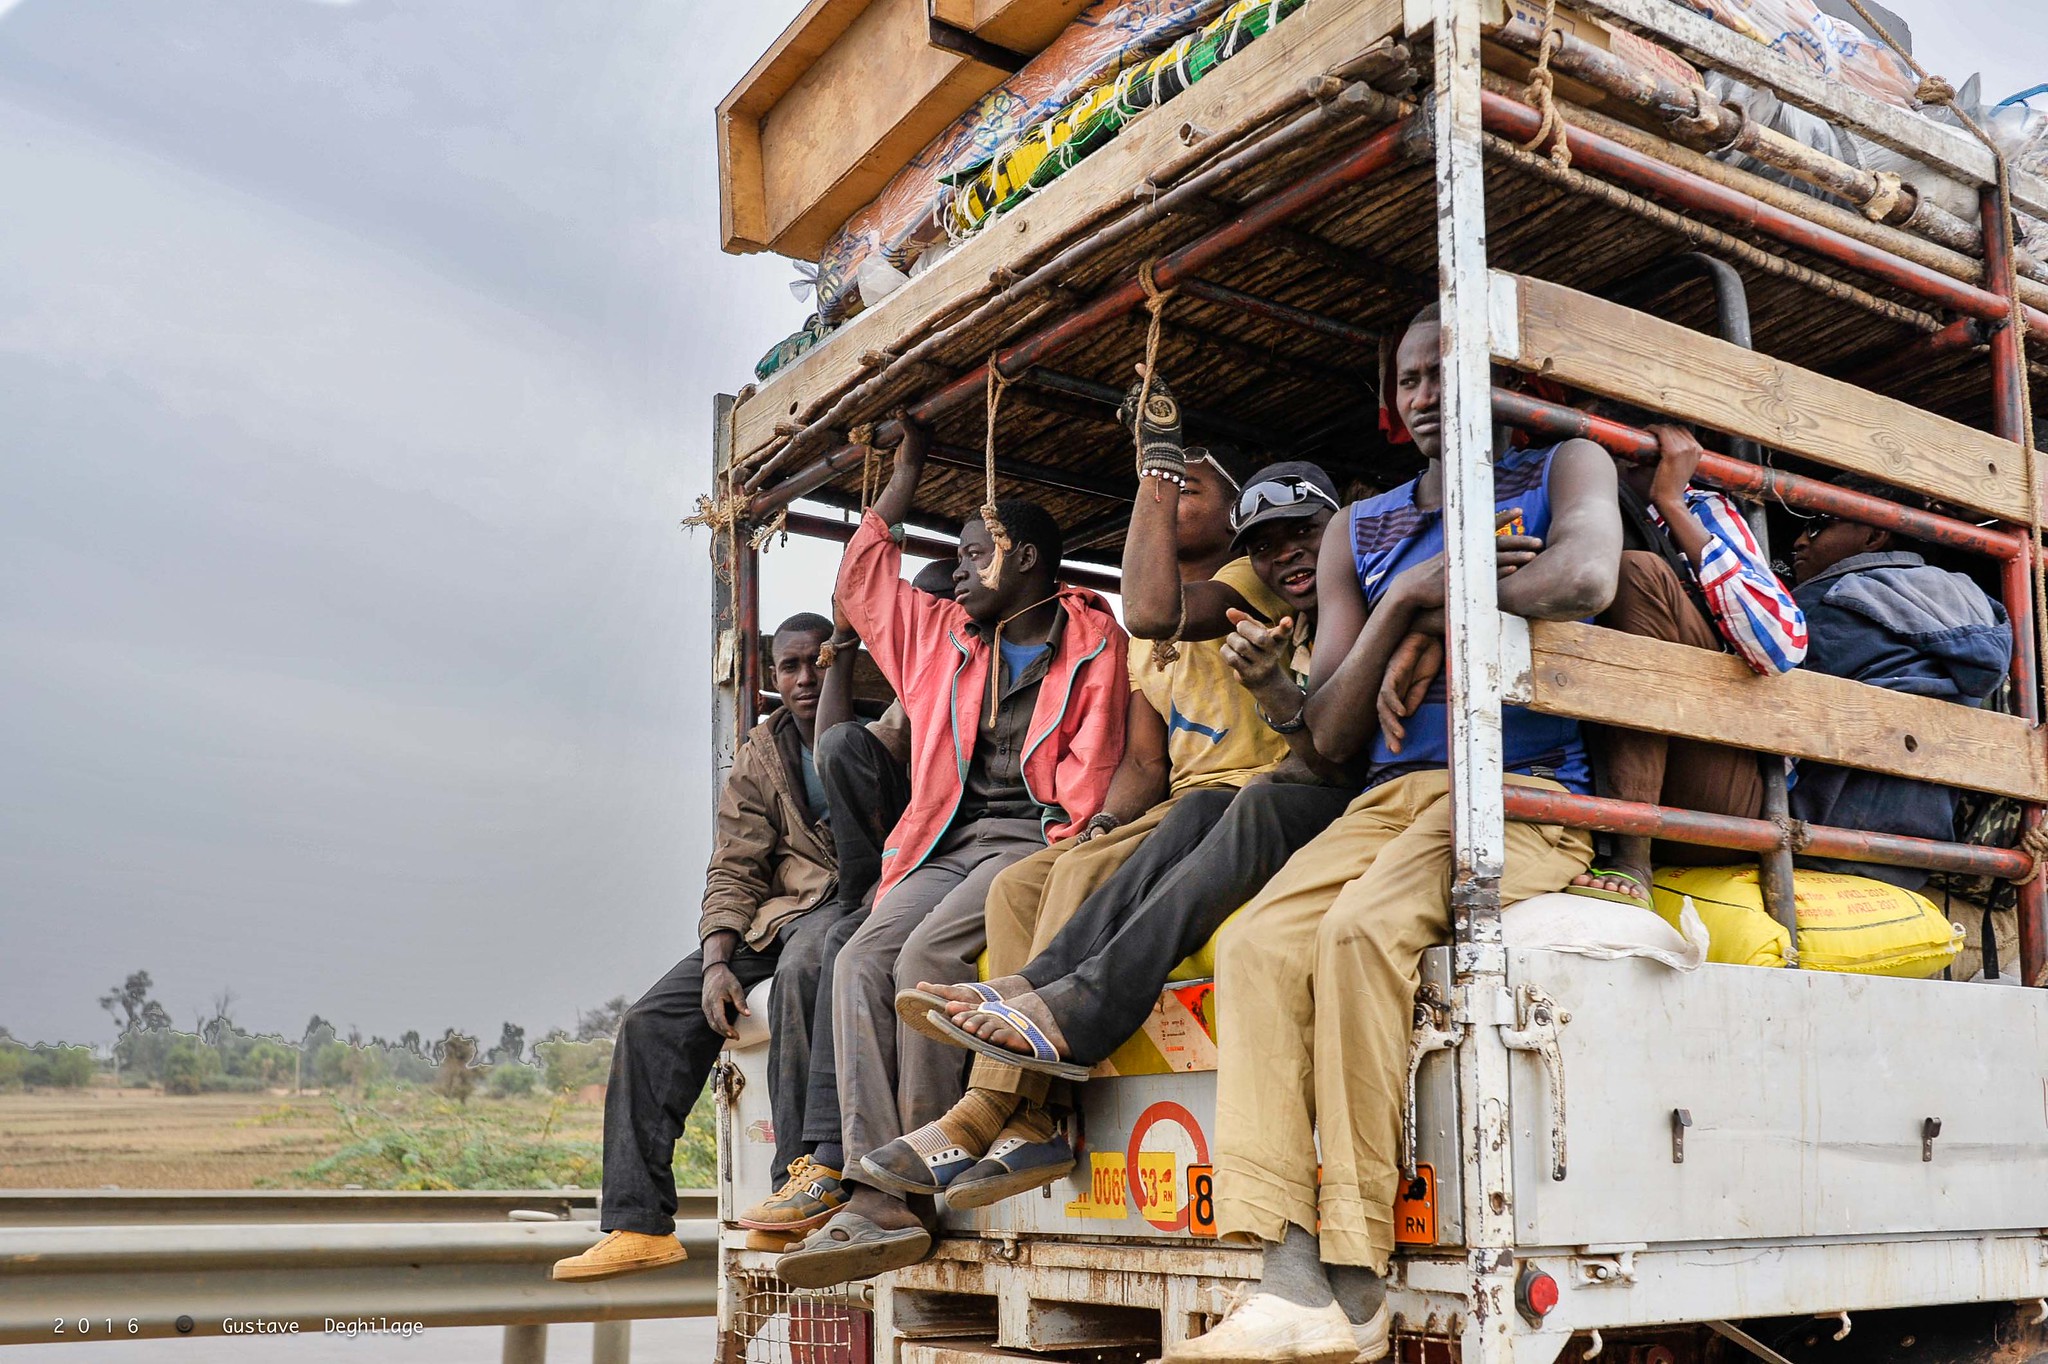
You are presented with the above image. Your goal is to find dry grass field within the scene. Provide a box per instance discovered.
[0,1085,619,1190]
[0,1087,343,1188]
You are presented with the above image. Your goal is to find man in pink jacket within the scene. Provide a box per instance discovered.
[777,420,1128,1287]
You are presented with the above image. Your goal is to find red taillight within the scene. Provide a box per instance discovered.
[1516,1264,1559,1323]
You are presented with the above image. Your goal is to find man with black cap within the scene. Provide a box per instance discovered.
[892,427,1362,1208]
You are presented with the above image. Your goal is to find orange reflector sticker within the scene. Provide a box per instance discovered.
[1186,1164,1217,1238]
[1394,1164,1437,1245]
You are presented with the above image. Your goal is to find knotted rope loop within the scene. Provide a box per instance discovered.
[978,352,1015,591]
[1521,0,1574,172]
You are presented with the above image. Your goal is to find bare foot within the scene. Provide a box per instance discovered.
[1570,865,1651,904]
[918,977,1028,1016]
[957,991,1069,1060]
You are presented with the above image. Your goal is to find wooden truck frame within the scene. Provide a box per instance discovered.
[702,1,2048,1360]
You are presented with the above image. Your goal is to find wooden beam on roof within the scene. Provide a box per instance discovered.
[1510,618,2048,801]
[1495,272,2031,524]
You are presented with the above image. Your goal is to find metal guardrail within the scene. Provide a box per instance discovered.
[0,1192,719,1350]
[0,1189,715,1226]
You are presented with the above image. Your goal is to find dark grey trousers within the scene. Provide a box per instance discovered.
[1028,780,1357,1066]
[799,720,913,1148]
[598,905,842,1235]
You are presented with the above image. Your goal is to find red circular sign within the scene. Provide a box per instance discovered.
[1126,1100,1210,1233]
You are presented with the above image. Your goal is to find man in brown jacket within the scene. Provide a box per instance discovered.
[553,612,839,1282]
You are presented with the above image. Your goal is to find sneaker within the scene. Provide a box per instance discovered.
[549,1229,688,1282]
[1350,1303,1391,1362]
[858,1122,980,1198]
[737,1156,847,1233]
[941,1124,1076,1211]
[1162,1292,1358,1364]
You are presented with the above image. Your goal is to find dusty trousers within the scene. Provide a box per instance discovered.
[1591,551,1765,838]
[1211,769,1593,1271]
[832,817,1045,1183]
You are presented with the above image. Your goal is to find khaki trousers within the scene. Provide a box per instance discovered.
[967,789,1197,1095]
[1212,769,1593,1271]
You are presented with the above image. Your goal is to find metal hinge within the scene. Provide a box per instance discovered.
[1498,985,1570,1181]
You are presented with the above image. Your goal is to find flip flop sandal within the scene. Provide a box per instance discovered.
[893,982,1002,1036]
[942,1128,1077,1211]
[918,1002,1091,1082]
[858,1122,979,1197]
[775,1212,933,1290]
[1564,867,1652,907]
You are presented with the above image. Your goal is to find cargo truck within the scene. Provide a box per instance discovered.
[701,1,2048,1359]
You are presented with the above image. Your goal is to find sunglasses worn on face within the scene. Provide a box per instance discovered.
[1233,476,1337,529]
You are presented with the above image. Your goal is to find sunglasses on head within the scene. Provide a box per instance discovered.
[1183,447,1239,492]
[1233,476,1337,529]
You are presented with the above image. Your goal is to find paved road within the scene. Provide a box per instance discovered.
[2,1317,718,1362]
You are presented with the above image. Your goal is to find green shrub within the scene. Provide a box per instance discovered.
[0,1047,24,1090]
[162,1039,222,1096]
[487,1064,540,1098]
[535,1038,611,1094]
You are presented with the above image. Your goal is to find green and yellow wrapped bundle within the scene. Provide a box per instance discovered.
[942,0,1309,240]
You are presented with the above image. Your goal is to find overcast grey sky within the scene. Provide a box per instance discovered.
[1,0,2039,1047]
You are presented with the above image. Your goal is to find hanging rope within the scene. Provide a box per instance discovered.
[1836,0,2045,700]
[1521,0,1573,172]
[1132,259,1179,479]
[816,424,888,671]
[978,353,1015,591]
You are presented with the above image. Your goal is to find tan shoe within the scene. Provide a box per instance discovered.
[737,1156,847,1232]
[550,1229,688,1282]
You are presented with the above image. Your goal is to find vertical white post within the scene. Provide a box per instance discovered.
[591,1318,631,1364]
[710,392,743,800]
[502,1323,548,1364]
[1432,0,1520,1361]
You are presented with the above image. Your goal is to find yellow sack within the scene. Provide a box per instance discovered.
[1649,865,1964,978]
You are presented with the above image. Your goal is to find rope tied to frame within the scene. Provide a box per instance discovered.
[978,352,1015,591]
[1837,0,2046,705]
[1521,0,1574,172]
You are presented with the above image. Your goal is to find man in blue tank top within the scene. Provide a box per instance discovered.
[1171,305,1623,1364]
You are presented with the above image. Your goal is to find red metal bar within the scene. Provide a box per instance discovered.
[781,511,1121,597]
[1502,784,2033,880]
[747,115,1422,515]
[1980,183,2047,986]
[1491,388,2025,560]
[1481,91,2048,336]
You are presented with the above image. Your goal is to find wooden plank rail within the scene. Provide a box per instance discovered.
[1510,618,2048,802]
[1493,272,2029,524]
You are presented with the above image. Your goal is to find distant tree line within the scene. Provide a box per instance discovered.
[0,971,636,1103]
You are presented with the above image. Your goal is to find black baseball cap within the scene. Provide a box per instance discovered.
[1227,461,1341,554]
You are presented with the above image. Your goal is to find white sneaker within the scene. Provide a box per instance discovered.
[1350,1303,1392,1362]
[1161,1293,1360,1364]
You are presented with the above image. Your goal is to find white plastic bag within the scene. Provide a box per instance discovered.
[1503,891,1709,971]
